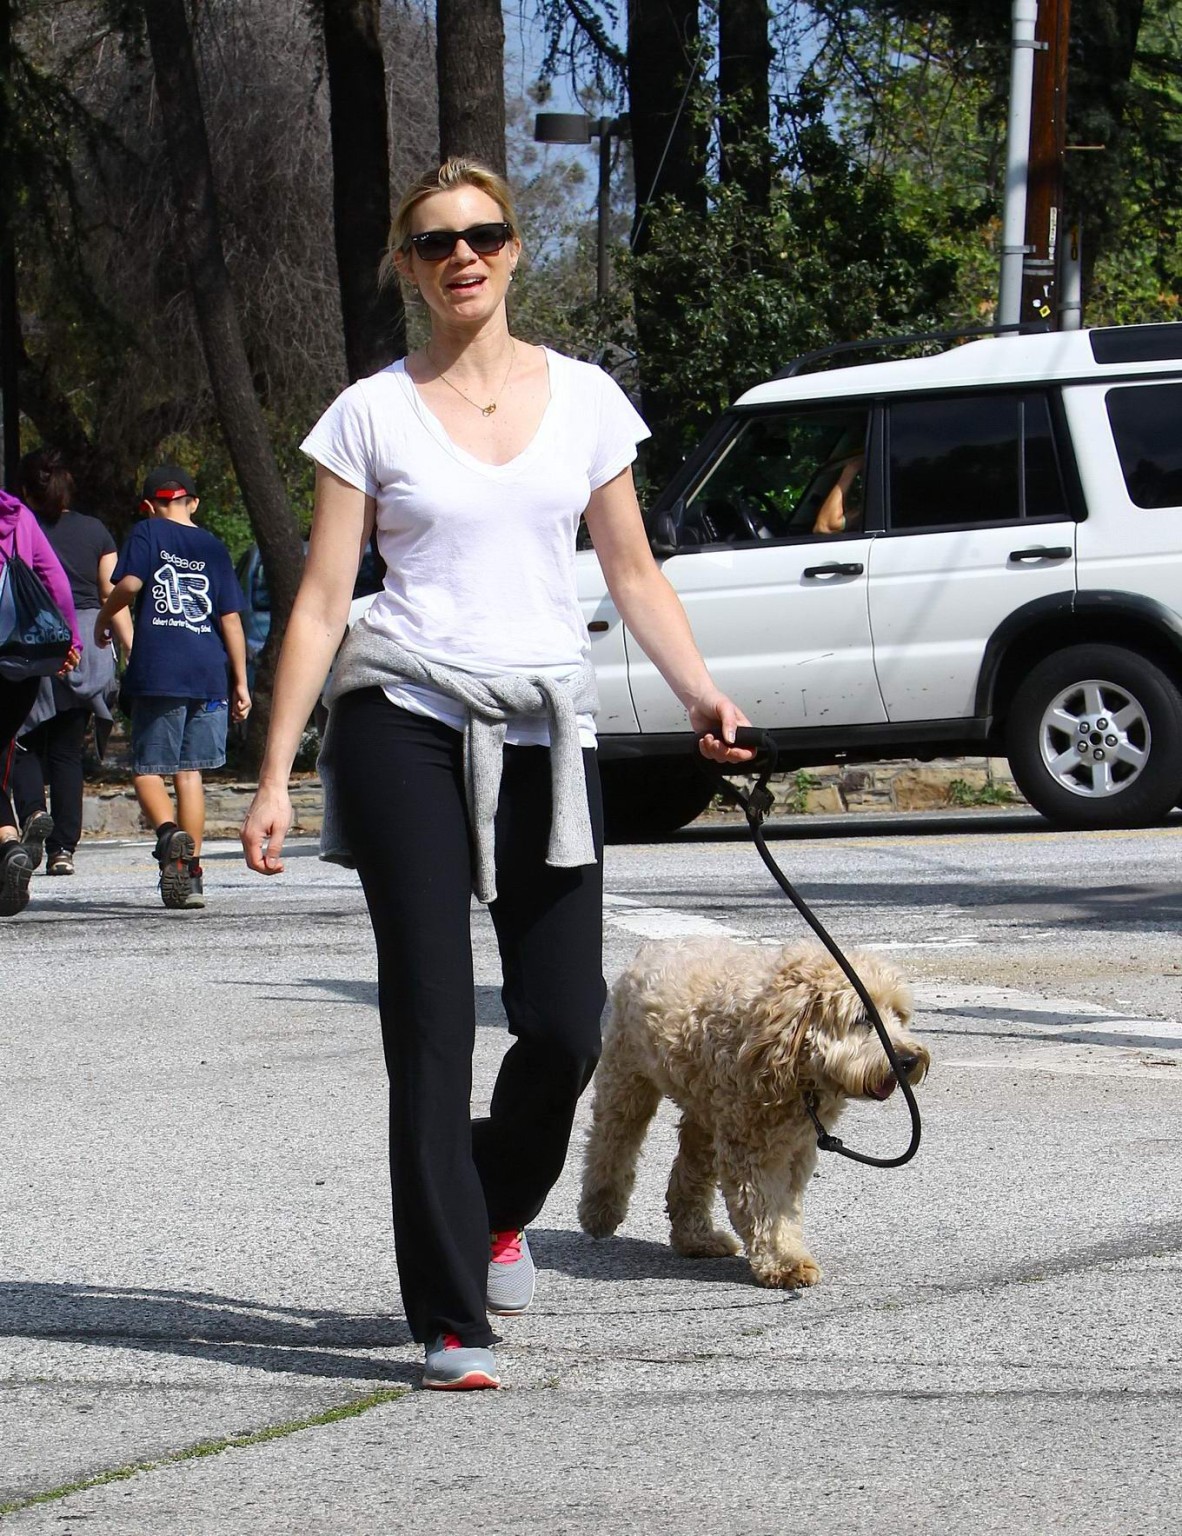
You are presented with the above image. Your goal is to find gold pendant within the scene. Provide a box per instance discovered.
[482,403,496,417]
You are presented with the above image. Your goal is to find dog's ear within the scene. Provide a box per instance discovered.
[735,972,819,1095]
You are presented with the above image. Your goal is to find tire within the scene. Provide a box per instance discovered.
[599,757,718,843]
[1005,643,1182,829]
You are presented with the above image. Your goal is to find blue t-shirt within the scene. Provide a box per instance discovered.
[114,519,245,700]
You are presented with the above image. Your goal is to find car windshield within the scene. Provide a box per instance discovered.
[679,409,869,544]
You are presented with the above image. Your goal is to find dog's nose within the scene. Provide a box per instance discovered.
[896,1052,922,1079]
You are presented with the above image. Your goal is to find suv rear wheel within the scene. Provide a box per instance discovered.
[599,758,718,843]
[1006,644,1182,829]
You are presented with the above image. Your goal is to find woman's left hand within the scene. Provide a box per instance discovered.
[690,694,756,764]
[57,646,82,676]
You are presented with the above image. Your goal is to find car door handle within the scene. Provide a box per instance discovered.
[1009,546,1072,562]
[803,561,864,578]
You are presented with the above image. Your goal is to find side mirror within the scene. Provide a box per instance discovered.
[649,499,682,557]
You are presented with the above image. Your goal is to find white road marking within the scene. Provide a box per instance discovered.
[603,893,744,940]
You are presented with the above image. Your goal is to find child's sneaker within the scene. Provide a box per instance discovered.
[19,811,53,871]
[422,1334,500,1390]
[486,1228,535,1316]
[183,862,205,909]
[154,823,196,909]
[0,842,34,917]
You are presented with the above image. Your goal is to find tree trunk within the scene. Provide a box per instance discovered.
[436,0,506,173]
[718,0,773,210]
[143,0,303,761]
[321,0,406,381]
[627,0,708,482]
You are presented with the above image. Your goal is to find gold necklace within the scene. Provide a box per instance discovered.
[427,340,516,417]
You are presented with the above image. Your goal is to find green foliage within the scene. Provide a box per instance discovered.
[948,776,1015,807]
[783,769,823,815]
[620,83,960,462]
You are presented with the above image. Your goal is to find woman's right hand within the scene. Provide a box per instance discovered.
[241,783,293,875]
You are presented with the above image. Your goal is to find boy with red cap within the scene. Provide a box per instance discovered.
[95,466,250,907]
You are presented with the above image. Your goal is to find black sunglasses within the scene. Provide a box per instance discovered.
[407,222,512,262]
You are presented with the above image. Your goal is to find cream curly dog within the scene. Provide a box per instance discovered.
[578,939,929,1289]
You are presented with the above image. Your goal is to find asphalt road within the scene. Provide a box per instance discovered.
[1,808,1180,1533]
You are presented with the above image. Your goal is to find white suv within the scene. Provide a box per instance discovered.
[584,322,1182,838]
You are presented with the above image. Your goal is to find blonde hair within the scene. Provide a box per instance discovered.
[380,158,521,287]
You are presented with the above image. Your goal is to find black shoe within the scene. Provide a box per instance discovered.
[19,811,53,871]
[46,850,75,876]
[0,842,34,917]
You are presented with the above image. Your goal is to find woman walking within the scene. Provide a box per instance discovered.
[241,159,752,1389]
[11,449,131,876]
[1,487,81,916]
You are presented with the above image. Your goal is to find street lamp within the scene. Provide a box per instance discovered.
[533,112,629,302]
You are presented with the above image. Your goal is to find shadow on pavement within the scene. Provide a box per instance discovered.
[0,1280,417,1383]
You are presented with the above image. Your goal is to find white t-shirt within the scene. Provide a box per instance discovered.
[301,348,650,746]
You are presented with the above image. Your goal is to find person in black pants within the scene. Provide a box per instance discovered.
[241,158,754,1390]
[1,483,82,916]
[11,449,131,876]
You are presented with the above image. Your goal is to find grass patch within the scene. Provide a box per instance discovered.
[948,777,1016,808]
[0,1386,408,1517]
[783,770,822,814]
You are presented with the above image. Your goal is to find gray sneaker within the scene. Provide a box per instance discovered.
[0,843,33,917]
[155,827,196,909]
[486,1228,535,1317]
[422,1334,500,1390]
[19,811,53,871]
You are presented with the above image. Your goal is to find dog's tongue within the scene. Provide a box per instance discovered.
[870,1075,897,1101]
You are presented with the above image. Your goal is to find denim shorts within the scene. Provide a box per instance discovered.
[131,696,228,775]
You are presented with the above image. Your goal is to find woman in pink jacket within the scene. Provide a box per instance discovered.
[0,487,81,916]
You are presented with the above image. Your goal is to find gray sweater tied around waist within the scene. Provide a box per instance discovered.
[318,619,599,903]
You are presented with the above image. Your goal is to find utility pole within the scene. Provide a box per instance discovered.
[1020,0,1071,328]
[998,0,1039,329]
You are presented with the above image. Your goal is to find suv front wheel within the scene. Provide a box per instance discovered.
[1006,644,1182,829]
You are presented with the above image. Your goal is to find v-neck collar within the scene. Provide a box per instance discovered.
[397,348,556,477]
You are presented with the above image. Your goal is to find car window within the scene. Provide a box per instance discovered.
[676,409,871,548]
[887,393,1067,530]
[1105,382,1182,508]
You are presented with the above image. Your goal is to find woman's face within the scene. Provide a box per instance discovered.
[398,184,520,331]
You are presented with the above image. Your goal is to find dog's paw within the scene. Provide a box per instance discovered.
[750,1253,822,1290]
[578,1192,625,1238]
[671,1228,743,1259]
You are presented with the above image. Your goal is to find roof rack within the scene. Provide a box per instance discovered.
[776,320,1052,380]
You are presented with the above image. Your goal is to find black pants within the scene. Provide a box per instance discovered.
[332,690,607,1347]
[0,678,41,831]
[12,707,89,855]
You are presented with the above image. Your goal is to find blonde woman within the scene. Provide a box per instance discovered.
[242,160,752,1390]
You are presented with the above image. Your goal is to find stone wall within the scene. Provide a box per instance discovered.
[79,757,1025,841]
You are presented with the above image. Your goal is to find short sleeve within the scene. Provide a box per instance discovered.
[587,369,652,491]
[301,382,379,497]
[113,521,152,585]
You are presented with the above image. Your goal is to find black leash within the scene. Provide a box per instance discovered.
[702,728,922,1169]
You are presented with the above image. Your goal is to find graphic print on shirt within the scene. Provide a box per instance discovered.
[152,549,213,630]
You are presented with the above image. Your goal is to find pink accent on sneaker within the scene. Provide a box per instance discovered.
[442,1333,463,1350]
[490,1229,523,1265]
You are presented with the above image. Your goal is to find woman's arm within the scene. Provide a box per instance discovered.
[98,550,134,654]
[241,467,375,874]
[583,467,754,764]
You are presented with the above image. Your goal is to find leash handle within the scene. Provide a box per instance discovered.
[697,728,923,1169]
